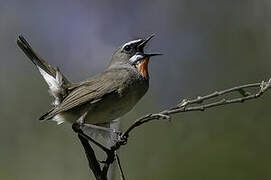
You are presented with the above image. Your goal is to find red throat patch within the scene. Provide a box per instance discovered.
[137,58,149,79]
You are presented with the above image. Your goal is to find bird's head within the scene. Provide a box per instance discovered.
[108,34,161,79]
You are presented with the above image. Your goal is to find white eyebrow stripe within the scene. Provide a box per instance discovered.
[122,39,142,48]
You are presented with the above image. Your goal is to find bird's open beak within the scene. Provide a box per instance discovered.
[137,34,163,57]
[145,53,163,57]
[129,52,162,65]
[137,34,155,51]
[129,34,162,65]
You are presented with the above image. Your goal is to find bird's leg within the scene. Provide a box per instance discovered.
[72,112,111,153]
[82,123,121,137]
[73,113,122,179]
[78,115,122,147]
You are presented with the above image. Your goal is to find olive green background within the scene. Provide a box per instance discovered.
[1,0,271,179]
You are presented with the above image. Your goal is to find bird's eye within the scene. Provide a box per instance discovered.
[123,45,131,52]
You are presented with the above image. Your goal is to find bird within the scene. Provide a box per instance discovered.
[16,34,161,143]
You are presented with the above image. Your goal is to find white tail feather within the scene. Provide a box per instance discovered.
[38,67,59,91]
[37,67,66,106]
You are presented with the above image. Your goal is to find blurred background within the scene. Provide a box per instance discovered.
[1,0,271,179]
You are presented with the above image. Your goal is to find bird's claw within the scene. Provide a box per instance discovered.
[117,135,128,146]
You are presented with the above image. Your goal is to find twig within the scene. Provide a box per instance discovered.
[115,152,126,180]
[76,78,271,180]
[121,79,271,139]
[77,134,103,180]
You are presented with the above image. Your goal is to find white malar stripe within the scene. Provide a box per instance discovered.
[129,54,144,64]
[122,39,142,48]
[37,67,59,92]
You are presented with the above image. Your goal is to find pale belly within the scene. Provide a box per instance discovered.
[55,81,148,125]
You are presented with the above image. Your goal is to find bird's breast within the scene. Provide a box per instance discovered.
[137,58,149,79]
[57,68,149,125]
[84,78,149,124]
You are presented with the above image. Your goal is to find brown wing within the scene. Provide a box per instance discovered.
[40,68,131,120]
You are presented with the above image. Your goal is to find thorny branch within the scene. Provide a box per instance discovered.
[75,78,271,180]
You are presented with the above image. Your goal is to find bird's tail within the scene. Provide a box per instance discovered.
[17,35,57,78]
[17,35,69,106]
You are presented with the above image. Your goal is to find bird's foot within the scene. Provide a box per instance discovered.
[115,134,128,146]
